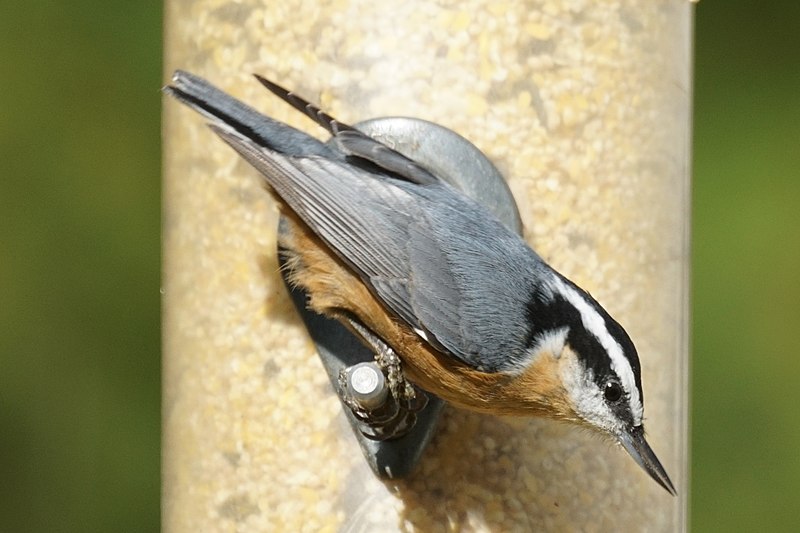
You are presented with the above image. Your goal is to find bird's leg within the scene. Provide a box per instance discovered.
[335,315,429,440]
[342,316,420,405]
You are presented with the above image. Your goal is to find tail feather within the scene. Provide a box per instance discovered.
[164,70,337,159]
[253,74,356,136]
[166,70,439,185]
[252,74,437,185]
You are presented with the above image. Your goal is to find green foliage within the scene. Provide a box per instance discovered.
[0,1,161,532]
[692,2,800,530]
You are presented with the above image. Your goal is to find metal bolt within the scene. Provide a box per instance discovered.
[345,362,388,411]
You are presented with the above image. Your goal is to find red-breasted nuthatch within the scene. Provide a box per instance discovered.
[164,70,676,495]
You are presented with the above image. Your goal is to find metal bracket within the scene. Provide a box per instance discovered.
[278,117,522,478]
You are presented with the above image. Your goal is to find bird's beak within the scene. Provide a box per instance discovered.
[617,425,676,495]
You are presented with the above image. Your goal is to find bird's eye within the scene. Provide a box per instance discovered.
[604,381,623,403]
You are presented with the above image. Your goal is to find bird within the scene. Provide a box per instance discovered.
[163,69,676,495]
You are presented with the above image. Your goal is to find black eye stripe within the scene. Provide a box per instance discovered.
[524,289,577,344]
[525,290,613,384]
[524,276,644,417]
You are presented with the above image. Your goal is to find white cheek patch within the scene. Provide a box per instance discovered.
[559,347,625,435]
[550,275,643,425]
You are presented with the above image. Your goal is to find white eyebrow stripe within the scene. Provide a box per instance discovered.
[550,275,643,424]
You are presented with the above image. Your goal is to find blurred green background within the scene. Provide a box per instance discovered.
[1,1,798,531]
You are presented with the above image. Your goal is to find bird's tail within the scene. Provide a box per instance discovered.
[163,70,337,159]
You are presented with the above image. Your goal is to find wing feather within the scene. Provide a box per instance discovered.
[210,124,413,283]
[209,116,538,372]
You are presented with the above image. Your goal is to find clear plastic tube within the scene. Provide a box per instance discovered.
[163,2,691,530]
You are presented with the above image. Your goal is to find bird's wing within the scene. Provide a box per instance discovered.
[165,71,536,371]
[210,124,536,372]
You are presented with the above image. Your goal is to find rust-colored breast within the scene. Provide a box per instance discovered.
[278,208,577,420]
